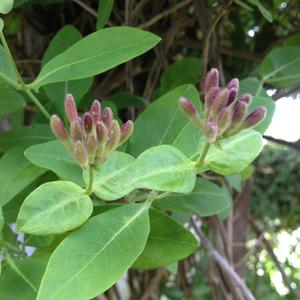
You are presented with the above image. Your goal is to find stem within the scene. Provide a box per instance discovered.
[85,168,94,195]
[0,30,51,119]
[195,142,211,169]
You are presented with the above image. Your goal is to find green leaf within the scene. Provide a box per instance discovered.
[85,151,135,201]
[0,18,4,31]
[17,181,93,235]
[0,90,25,117]
[42,25,92,114]
[131,145,196,193]
[37,203,150,300]
[133,208,198,269]
[0,0,14,14]
[25,140,83,186]
[154,178,231,216]
[160,58,202,94]
[107,91,146,109]
[0,146,46,206]
[129,84,201,156]
[260,47,300,87]
[97,0,115,29]
[203,129,263,175]
[0,45,18,88]
[30,27,160,90]
[0,254,50,300]
[0,124,53,151]
[246,0,272,22]
[239,77,275,134]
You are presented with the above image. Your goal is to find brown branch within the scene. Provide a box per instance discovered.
[250,218,300,300]
[263,135,300,152]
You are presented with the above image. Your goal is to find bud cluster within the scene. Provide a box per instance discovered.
[50,94,134,170]
[179,68,266,144]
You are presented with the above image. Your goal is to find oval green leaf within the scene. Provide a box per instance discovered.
[0,0,13,14]
[0,90,25,117]
[30,26,160,90]
[133,208,198,269]
[37,203,150,300]
[16,181,93,235]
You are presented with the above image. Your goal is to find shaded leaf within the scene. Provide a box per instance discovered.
[0,90,25,117]
[97,0,115,29]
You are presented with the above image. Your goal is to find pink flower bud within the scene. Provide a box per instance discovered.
[96,121,108,143]
[86,134,97,164]
[64,94,78,123]
[228,88,237,103]
[204,68,219,94]
[90,100,101,124]
[50,115,68,141]
[242,106,266,129]
[106,120,121,152]
[70,118,83,142]
[83,112,93,134]
[239,93,252,105]
[102,107,113,128]
[217,107,232,136]
[203,122,218,144]
[120,120,134,145]
[179,97,202,128]
[208,88,230,120]
[225,101,248,135]
[227,78,239,90]
[73,141,88,169]
[204,86,220,115]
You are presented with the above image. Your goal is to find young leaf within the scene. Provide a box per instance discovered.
[0,45,18,88]
[131,145,196,193]
[30,27,160,90]
[129,84,202,156]
[0,90,25,117]
[0,124,53,151]
[84,151,135,201]
[133,208,198,269]
[17,181,93,235]
[25,140,84,186]
[154,178,231,216]
[97,0,115,29]
[0,254,50,300]
[0,0,14,15]
[37,203,150,300]
[0,146,46,206]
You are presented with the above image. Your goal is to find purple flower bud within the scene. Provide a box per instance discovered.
[227,78,239,90]
[86,134,97,164]
[204,68,219,94]
[204,86,220,115]
[50,115,68,141]
[73,141,88,169]
[179,97,202,128]
[83,112,93,134]
[102,107,113,128]
[242,106,266,129]
[228,88,237,103]
[106,120,121,152]
[64,94,78,123]
[203,122,218,144]
[239,93,252,105]
[70,118,83,142]
[208,88,230,120]
[90,100,101,124]
[120,120,134,145]
[225,101,248,135]
[96,121,108,143]
[217,107,232,136]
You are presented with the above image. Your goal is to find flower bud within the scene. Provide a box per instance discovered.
[120,120,134,145]
[204,68,219,94]
[86,134,97,164]
[102,107,113,128]
[241,107,266,129]
[204,86,220,115]
[83,112,93,134]
[239,93,252,105]
[96,121,108,144]
[106,120,121,152]
[208,88,230,120]
[179,97,202,128]
[70,118,83,142]
[64,94,78,123]
[73,141,88,169]
[90,100,101,124]
[228,88,237,103]
[227,78,239,91]
[217,107,232,136]
[225,101,248,135]
[50,115,68,141]
[203,122,218,144]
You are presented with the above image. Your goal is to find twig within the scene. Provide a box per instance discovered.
[191,219,256,300]
[71,0,98,17]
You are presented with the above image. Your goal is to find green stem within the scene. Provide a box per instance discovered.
[195,142,211,169]
[85,168,94,195]
[0,30,51,119]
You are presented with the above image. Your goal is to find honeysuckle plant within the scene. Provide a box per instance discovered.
[0,3,276,300]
